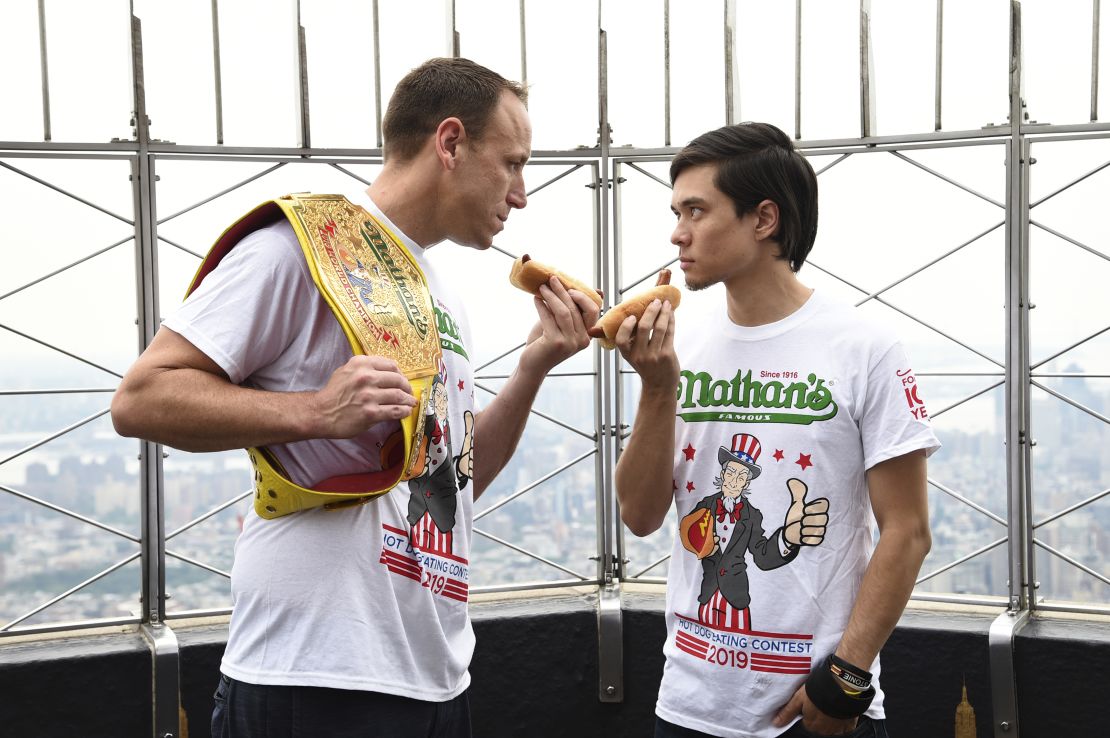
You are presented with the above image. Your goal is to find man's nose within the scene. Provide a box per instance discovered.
[671,223,687,246]
[508,177,527,209]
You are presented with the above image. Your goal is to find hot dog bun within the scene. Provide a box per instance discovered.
[587,269,680,349]
[509,254,603,308]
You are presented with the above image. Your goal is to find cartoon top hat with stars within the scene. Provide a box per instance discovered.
[717,433,762,479]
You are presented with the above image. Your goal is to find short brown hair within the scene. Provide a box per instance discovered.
[382,57,528,162]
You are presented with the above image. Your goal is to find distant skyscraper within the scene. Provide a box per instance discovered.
[955,680,977,738]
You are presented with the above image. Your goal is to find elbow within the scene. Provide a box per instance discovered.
[917,526,933,559]
[110,389,140,439]
[902,522,932,563]
[619,506,664,538]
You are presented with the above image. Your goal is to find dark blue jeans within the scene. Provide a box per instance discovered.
[211,674,472,738]
[655,715,889,738]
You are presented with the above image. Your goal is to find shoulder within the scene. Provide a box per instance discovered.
[808,292,902,362]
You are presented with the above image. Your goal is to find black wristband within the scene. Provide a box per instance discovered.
[828,653,872,691]
[804,654,875,720]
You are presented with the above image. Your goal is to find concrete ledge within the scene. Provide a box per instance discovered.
[2,594,1108,738]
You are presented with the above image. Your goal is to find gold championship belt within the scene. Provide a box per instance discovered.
[187,194,442,519]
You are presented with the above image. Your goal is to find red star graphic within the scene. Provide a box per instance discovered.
[773,449,784,462]
[685,481,696,492]
[682,444,696,461]
[795,453,813,471]
[457,380,465,391]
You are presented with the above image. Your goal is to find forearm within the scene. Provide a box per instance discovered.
[112,368,317,452]
[834,525,931,668]
[471,362,547,499]
[615,388,677,536]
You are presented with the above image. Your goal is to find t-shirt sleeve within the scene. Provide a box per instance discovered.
[859,341,941,470]
[162,222,313,385]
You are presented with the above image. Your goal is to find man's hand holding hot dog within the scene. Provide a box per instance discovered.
[519,275,601,375]
[611,270,680,392]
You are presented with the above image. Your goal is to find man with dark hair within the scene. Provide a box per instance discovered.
[615,121,939,737]
[111,57,598,738]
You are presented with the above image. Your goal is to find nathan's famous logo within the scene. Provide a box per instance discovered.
[435,306,469,360]
[361,223,431,338]
[676,369,838,424]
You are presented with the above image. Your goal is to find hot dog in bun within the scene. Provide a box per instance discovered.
[587,269,680,349]
[508,254,603,308]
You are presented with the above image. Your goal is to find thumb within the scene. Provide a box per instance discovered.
[787,478,808,505]
[772,688,804,727]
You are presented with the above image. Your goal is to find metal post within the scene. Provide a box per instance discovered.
[295,0,311,149]
[994,4,1032,735]
[1003,0,1032,617]
[519,0,528,88]
[597,20,614,587]
[795,0,802,139]
[593,159,609,589]
[725,0,739,126]
[373,0,383,149]
[989,609,1029,737]
[860,0,875,138]
[1093,0,1101,121]
[596,14,623,703]
[663,0,671,146]
[210,0,224,144]
[37,0,51,141]
[935,0,944,131]
[130,12,178,738]
[610,158,625,591]
[446,0,459,57]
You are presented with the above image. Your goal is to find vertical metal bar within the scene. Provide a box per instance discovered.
[1093,0,1101,121]
[860,0,875,138]
[446,0,459,57]
[610,160,625,584]
[295,0,311,149]
[935,0,944,131]
[210,0,225,144]
[989,609,1029,737]
[598,21,614,586]
[373,0,384,149]
[130,13,178,737]
[594,159,609,589]
[143,622,181,738]
[597,581,623,702]
[724,0,738,126]
[795,0,802,139]
[1003,0,1032,617]
[519,0,528,88]
[664,0,671,146]
[992,9,1031,736]
[596,11,623,701]
[37,0,51,141]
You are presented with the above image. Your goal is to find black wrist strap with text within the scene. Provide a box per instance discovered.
[828,653,873,691]
[804,654,876,719]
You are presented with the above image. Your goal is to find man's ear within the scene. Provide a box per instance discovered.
[753,199,780,241]
[435,117,466,171]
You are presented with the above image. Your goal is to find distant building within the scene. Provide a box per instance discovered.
[955,680,976,738]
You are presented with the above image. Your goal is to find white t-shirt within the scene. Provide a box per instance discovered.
[163,195,478,701]
[655,290,940,738]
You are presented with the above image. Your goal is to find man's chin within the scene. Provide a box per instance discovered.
[685,276,717,292]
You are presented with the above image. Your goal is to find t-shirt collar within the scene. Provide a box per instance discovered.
[719,289,824,342]
[357,192,427,259]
